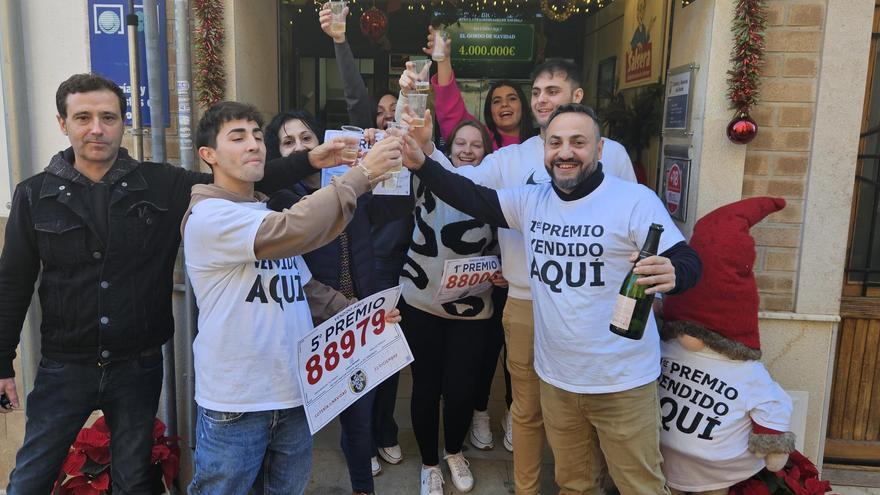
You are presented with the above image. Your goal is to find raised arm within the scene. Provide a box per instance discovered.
[255,136,404,259]
[401,134,508,229]
[320,4,374,128]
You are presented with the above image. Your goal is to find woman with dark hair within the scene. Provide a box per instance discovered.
[318,5,409,474]
[416,28,536,151]
[394,119,498,495]
[265,109,404,495]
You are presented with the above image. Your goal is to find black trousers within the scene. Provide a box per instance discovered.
[399,299,488,466]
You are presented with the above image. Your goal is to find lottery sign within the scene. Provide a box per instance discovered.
[434,255,500,304]
[297,286,412,434]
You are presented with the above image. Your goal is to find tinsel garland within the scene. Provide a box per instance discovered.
[194,0,225,109]
[726,0,766,115]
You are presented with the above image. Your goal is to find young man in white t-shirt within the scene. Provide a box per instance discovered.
[400,104,702,494]
[182,101,402,495]
[400,58,637,495]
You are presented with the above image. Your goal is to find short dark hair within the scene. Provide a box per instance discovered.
[546,103,601,140]
[482,81,536,149]
[196,101,265,150]
[530,58,583,90]
[265,109,324,161]
[56,73,127,119]
[446,120,494,160]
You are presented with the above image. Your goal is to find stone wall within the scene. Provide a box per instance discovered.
[743,0,827,311]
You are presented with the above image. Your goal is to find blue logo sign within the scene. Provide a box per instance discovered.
[88,1,170,127]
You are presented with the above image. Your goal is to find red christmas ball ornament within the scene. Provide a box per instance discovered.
[727,114,758,144]
[360,7,388,43]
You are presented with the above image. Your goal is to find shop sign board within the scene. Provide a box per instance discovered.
[88,0,170,127]
[660,156,690,222]
[447,17,535,63]
[619,0,668,90]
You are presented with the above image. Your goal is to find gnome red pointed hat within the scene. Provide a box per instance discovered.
[661,196,786,361]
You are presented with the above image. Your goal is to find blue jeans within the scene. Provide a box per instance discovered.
[188,406,312,495]
[339,389,376,493]
[7,352,164,495]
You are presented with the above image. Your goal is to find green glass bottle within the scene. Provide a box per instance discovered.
[609,223,664,340]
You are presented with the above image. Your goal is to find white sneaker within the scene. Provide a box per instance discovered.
[371,456,382,476]
[443,451,474,492]
[502,409,513,452]
[420,465,444,495]
[377,444,403,464]
[468,409,494,450]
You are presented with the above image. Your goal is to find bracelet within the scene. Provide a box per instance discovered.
[356,164,373,181]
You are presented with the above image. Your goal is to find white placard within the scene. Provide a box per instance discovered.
[321,130,411,196]
[433,255,500,304]
[297,286,412,434]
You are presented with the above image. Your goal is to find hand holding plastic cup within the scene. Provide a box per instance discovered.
[382,122,410,187]
[431,30,449,62]
[405,94,428,128]
[340,125,363,162]
[328,1,346,35]
[410,58,432,93]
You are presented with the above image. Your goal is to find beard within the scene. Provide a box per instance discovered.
[546,157,597,191]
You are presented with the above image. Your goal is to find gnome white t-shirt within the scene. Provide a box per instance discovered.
[432,135,636,300]
[496,175,683,393]
[184,198,314,413]
[659,339,793,492]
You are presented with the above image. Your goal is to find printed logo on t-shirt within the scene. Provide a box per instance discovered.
[244,257,306,309]
[525,170,550,185]
[658,357,738,441]
[527,220,606,293]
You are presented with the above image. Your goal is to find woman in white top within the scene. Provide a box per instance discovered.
[396,120,497,495]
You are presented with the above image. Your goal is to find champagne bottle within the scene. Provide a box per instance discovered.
[609,223,664,340]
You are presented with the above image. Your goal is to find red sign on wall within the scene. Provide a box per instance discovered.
[625,42,652,83]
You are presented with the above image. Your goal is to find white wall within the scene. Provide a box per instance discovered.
[21,1,91,176]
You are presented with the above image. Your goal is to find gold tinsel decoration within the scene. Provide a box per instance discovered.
[540,0,578,21]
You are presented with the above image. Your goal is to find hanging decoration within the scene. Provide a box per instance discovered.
[194,0,225,109]
[301,0,612,19]
[726,0,766,144]
[540,0,578,21]
[726,115,758,145]
[360,7,389,43]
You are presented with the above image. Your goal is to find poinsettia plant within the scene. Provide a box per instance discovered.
[729,450,834,495]
[53,416,180,495]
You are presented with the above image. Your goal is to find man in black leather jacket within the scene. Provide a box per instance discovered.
[0,73,345,494]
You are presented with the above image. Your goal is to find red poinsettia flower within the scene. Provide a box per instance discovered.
[804,478,832,495]
[73,427,111,465]
[60,449,87,477]
[55,416,181,494]
[57,471,110,495]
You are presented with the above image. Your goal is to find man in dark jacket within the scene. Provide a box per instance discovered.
[0,73,352,494]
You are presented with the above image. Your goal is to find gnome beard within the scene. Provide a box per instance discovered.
[656,197,798,495]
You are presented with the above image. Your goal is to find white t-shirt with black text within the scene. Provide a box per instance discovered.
[659,339,793,492]
[433,135,636,300]
[496,175,683,393]
[184,198,314,413]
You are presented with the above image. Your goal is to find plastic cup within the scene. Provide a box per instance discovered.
[384,122,409,174]
[340,125,363,162]
[431,30,448,62]
[410,58,432,93]
[406,94,428,128]
[329,1,346,34]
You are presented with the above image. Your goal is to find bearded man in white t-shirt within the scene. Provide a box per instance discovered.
[399,103,702,494]
[399,58,637,495]
[181,101,402,495]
